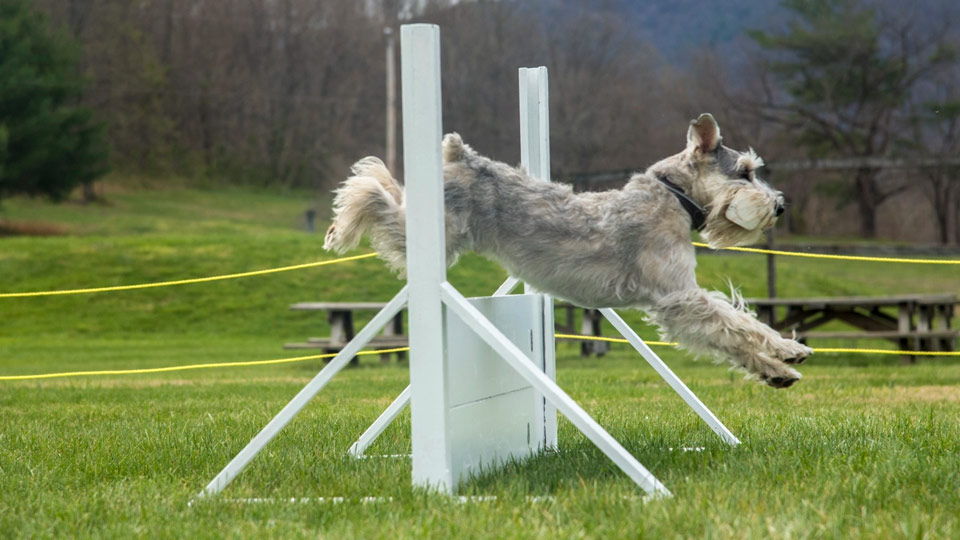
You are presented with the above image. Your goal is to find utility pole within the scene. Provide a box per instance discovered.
[385,26,397,174]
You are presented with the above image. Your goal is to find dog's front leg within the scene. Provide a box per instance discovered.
[646,288,811,388]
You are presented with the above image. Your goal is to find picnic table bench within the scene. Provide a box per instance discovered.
[745,293,958,362]
[283,300,614,361]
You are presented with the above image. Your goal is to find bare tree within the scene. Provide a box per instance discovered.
[908,79,960,245]
[418,0,683,176]
[740,0,956,238]
[27,0,701,193]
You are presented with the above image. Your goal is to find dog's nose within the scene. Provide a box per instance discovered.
[775,204,785,217]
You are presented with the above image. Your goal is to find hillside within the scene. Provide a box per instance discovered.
[617,0,783,62]
[2,185,956,349]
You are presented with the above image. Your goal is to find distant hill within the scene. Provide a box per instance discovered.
[618,0,783,61]
[609,0,959,64]
[560,0,785,64]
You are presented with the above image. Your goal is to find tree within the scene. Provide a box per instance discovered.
[908,97,960,245]
[0,0,107,204]
[421,0,681,175]
[746,0,955,237]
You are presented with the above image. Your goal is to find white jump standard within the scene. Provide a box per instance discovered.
[348,62,741,469]
[199,23,777,501]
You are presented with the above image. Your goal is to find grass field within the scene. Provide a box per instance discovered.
[1,185,959,539]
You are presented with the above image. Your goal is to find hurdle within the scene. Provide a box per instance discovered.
[350,27,740,465]
[197,23,735,501]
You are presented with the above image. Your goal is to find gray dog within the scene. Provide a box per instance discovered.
[324,114,811,387]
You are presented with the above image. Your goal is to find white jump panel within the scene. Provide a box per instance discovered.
[445,294,550,484]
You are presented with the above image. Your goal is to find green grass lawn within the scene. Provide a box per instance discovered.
[1,185,959,539]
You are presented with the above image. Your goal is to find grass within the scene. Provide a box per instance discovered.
[1,185,959,539]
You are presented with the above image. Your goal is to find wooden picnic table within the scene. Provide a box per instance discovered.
[746,293,958,362]
[284,300,614,361]
[285,302,407,363]
[553,302,609,357]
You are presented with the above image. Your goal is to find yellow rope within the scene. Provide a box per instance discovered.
[1,241,955,381]
[554,333,677,347]
[0,347,410,381]
[691,242,960,264]
[809,347,958,356]
[555,334,959,356]
[0,253,379,298]
[4,335,957,381]
[3,241,958,299]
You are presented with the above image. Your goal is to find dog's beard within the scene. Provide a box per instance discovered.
[700,187,777,248]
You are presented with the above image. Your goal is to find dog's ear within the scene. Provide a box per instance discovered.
[687,113,722,154]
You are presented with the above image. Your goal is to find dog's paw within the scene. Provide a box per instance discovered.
[763,375,800,389]
[773,340,813,365]
[756,364,802,389]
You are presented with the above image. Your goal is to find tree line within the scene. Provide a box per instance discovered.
[3,0,959,243]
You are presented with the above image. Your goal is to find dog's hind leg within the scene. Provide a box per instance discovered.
[324,157,407,274]
[646,288,810,388]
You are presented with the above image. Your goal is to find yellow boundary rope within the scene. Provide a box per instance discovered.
[554,333,677,347]
[0,348,409,381]
[692,242,960,264]
[554,334,960,356]
[2,243,958,299]
[0,253,379,298]
[2,243,956,381]
[3,335,957,381]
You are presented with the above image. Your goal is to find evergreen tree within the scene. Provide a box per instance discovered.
[0,0,107,204]
[749,0,955,237]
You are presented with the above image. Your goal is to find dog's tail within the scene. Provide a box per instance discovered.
[324,157,407,274]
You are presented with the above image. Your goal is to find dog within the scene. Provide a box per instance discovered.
[324,113,812,387]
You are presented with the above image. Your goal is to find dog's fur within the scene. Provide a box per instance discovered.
[324,114,812,387]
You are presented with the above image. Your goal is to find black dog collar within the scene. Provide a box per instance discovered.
[656,175,706,232]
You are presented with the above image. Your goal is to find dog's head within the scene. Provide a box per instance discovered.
[646,113,784,248]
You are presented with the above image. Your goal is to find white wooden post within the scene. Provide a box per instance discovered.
[519,67,551,185]
[401,24,454,493]
[519,66,557,450]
